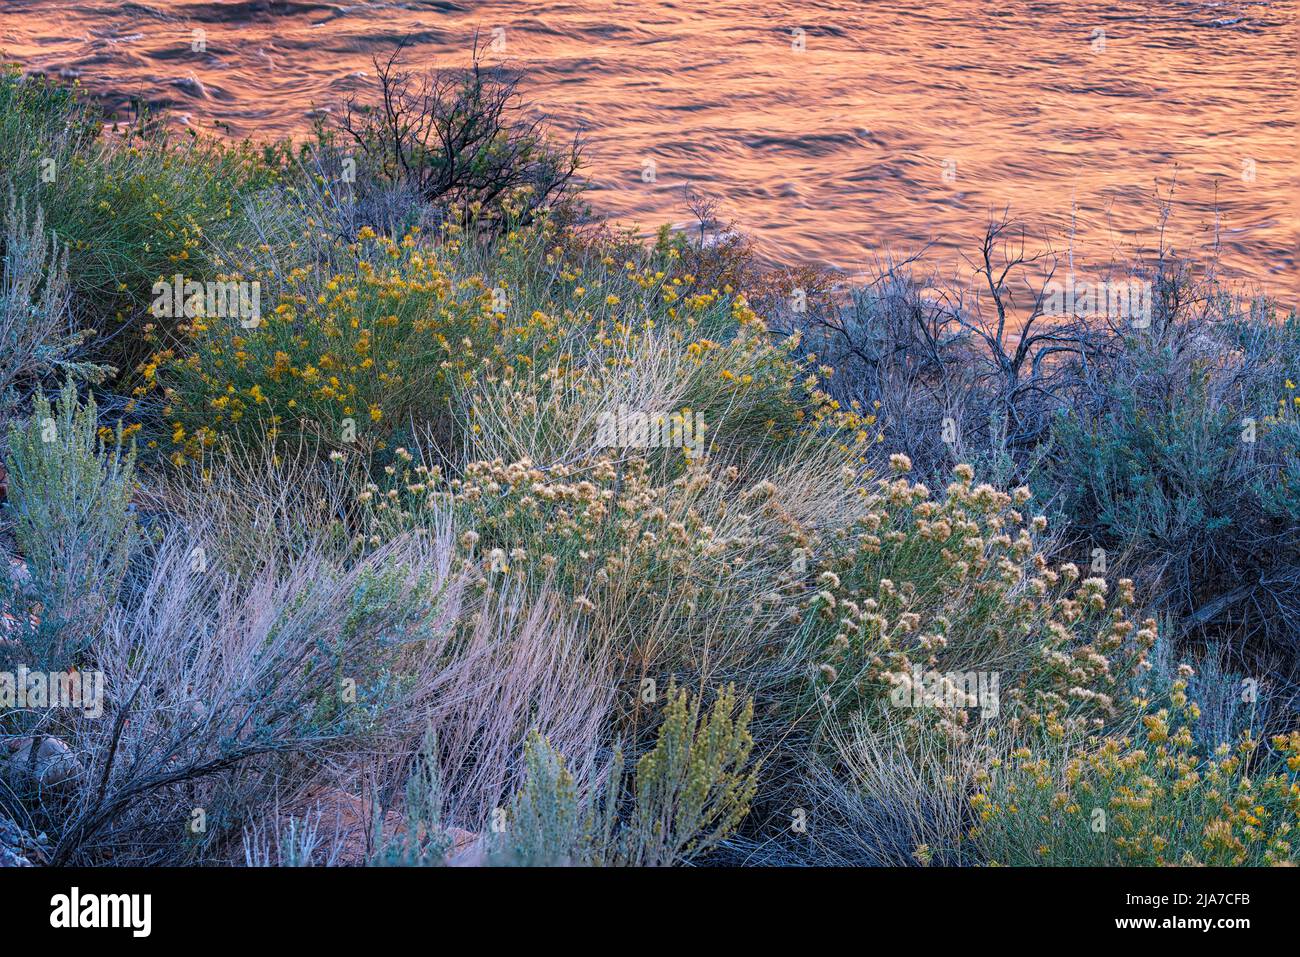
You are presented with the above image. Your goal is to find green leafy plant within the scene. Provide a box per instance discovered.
[1052,316,1300,657]
[620,681,759,865]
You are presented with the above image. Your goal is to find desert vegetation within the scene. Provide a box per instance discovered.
[0,58,1296,868]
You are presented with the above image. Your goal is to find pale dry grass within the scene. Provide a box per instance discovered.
[421,581,615,828]
[801,708,987,866]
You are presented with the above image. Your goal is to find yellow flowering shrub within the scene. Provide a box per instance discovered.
[0,67,277,374]
[147,211,847,466]
[146,226,506,463]
[970,679,1300,865]
[454,218,855,462]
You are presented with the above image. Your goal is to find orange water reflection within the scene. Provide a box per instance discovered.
[3,0,1295,298]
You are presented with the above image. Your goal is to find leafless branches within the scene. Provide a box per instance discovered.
[792,217,1107,478]
[337,38,583,232]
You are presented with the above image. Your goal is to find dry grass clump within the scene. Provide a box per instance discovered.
[351,436,868,725]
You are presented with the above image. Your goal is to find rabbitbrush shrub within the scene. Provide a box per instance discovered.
[0,67,276,374]
[970,673,1300,866]
[800,455,1156,747]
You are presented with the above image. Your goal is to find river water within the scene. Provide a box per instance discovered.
[2,0,1295,296]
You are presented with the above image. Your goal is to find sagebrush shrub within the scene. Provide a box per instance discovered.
[1052,316,1300,658]
[4,379,137,662]
[33,534,462,865]
[488,729,594,866]
[0,192,104,427]
[370,728,453,867]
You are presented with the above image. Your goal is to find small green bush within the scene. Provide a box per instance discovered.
[4,378,137,661]
[621,681,759,865]
[488,729,595,866]
[371,728,453,867]
[491,683,758,866]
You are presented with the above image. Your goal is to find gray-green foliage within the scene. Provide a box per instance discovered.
[1052,308,1300,652]
[5,378,138,661]
[370,727,453,866]
[0,192,104,427]
[487,728,613,866]
[490,683,758,867]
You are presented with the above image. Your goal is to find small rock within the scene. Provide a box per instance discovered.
[445,827,484,867]
[1,736,85,788]
[0,812,48,867]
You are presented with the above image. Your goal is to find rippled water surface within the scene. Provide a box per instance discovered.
[3,0,1296,294]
